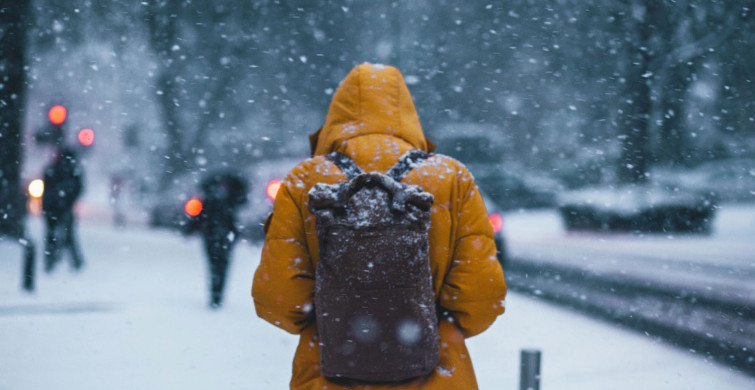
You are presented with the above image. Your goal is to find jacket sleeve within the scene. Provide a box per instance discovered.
[439,168,507,338]
[252,170,315,334]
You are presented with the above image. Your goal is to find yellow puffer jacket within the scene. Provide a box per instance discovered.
[252,63,507,389]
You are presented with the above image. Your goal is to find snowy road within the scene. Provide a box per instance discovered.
[502,203,755,376]
[1,216,753,389]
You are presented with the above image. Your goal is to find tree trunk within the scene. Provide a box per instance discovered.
[156,71,186,183]
[658,63,691,166]
[619,0,653,184]
[0,0,31,237]
[144,0,186,189]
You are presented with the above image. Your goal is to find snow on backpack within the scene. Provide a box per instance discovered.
[307,150,440,383]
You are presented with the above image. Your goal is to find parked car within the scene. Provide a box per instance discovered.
[431,122,562,210]
[493,168,564,209]
[651,158,755,203]
[147,174,200,230]
[479,190,508,268]
[147,157,303,242]
[238,157,303,241]
[557,184,717,234]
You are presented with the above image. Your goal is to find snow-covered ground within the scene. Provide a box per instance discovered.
[1,212,753,389]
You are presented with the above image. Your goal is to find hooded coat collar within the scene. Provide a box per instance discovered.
[310,64,433,156]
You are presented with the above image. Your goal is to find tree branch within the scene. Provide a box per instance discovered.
[654,6,751,70]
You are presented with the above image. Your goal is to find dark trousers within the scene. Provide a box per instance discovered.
[204,234,234,306]
[44,211,83,272]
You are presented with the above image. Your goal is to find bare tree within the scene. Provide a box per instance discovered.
[615,0,753,182]
[144,0,185,187]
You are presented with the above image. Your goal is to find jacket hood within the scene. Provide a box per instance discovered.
[311,63,434,156]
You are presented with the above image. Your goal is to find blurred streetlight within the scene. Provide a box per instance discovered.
[28,179,44,199]
[27,178,44,215]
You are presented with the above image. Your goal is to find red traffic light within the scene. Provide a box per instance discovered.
[78,128,95,146]
[48,105,67,125]
[185,198,203,217]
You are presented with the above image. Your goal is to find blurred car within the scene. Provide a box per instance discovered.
[479,189,508,268]
[651,158,755,203]
[147,157,304,241]
[431,122,562,210]
[237,157,303,241]
[557,184,716,234]
[494,168,564,209]
[147,174,200,230]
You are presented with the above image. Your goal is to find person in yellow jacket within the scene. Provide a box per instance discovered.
[252,63,506,389]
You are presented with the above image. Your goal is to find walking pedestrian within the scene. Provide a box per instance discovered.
[187,171,247,308]
[42,147,84,272]
[252,63,507,389]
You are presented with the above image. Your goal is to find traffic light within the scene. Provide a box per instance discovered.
[48,105,67,125]
[78,128,95,146]
[35,104,67,145]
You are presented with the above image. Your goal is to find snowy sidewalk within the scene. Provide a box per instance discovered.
[0,217,752,389]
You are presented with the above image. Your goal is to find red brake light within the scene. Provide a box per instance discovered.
[266,179,282,201]
[185,198,203,217]
[488,212,503,233]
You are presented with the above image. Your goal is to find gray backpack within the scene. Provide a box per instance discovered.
[307,150,439,383]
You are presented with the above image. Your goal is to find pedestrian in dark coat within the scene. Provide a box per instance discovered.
[187,171,248,308]
[42,147,84,272]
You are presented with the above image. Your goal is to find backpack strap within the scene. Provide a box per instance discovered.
[326,150,431,182]
[325,152,364,180]
[386,150,432,182]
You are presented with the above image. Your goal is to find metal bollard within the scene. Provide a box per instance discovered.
[20,236,36,292]
[519,349,541,390]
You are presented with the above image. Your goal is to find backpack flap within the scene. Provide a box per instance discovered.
[310,172,433,226]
